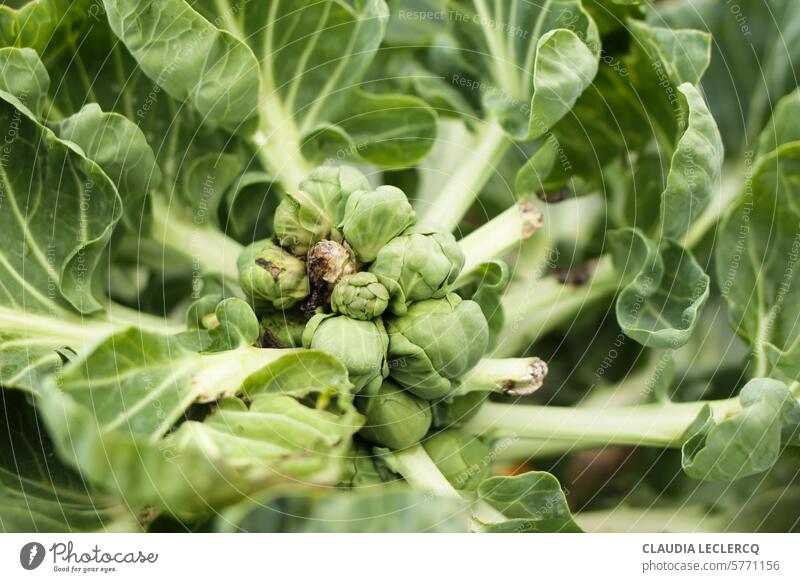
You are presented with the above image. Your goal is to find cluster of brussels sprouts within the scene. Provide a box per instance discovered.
[236,166,491,453]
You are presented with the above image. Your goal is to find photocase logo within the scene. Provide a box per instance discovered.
[20,542,46,570]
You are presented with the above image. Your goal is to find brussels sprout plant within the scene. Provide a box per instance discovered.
[0,0,799,536]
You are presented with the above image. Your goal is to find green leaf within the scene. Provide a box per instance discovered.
[39,334,361,520]
[0,91,122,314]
[609,228,710,348]
[682,379,800,481]
[0,0,90,53]
[458,260,510,351]
[54,103,162,231]
[0,391,137,532]
[756,88,800,157]
[180,152,243,227]
[476,471,583,532]
[0,47,49,116]
[0,91,131,391]
[657,0,800,156]
[46,329,284,440]
[189,0,437,169]
[102,0,260,130]
[516,20,713,199]
[444,0,600,140]
[628,19,711,87]
[658,83,723,240]
[221,171,280,243]
[716,134,800,377]
[301,90,436,168]
[216,485,470,532]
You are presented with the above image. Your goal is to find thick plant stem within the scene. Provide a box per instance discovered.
[576,506,724,533]
[104,302,184,335]
[387,446,509,525]
[386,444,463,501]
[151,196,242,282]
[462,398,743,449]
[494,256,618,357]
[417,122,511,233]
[454,357,548,397]
[254,94,314,190]
[456,201,544,287]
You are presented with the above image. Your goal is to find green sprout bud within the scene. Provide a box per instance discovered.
[259,311,309,348]
[237,240,310,309]
[386,294,489,400]
[341,443,390,487]
[340,186,416,262]
[357,381,432,450]
[331,272,390,320]
[369,231,465,316]
[422,430,491,491]
[273,166,370,254]
[302,313,388,393]
[432,392,489,428]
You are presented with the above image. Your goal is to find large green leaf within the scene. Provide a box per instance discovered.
[442,0,600,140]
[476,471,583,532]
[102,0,261,130]
[658,0,800,156]
[217,485,470,532]
[717,101,800,377]
[0,0,90,53]
[658,83,723,240]
[0,47,49,116]
[54,103,163,231]
[682,379,800,481]
[609,228,709,349]
[0,91,121,314]
[516,20,712,200]
[0,391,137,532]
[40,333,362,520]
[183,0,437,170]
[0,91,131,391]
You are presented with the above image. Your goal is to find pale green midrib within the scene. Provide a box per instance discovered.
[139,346,292,441]
[3,353,62,386]
[0,467,108,506]
[284,2,331,115]
[298,10,363,134]
[248,0,313,189]
[473,0,519,98]
[101,362,197,434]
[0,306,117,344]
[0,252,59,312]
[0,163,62,285]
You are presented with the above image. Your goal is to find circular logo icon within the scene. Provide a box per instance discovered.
[19,542,46,570]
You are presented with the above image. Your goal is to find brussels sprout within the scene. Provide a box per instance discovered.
[422,431,491,491]
[340,186,416,261]
[331,272,390,320]
[237,240,310,309]
[432,392,489,428]
[302,313,388,392]
[273,166,370,254]
[357,381,432,450]
[369,231,464,315]
[259,311,309,348]
[386,294,489,399]
[341,443,391,487]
